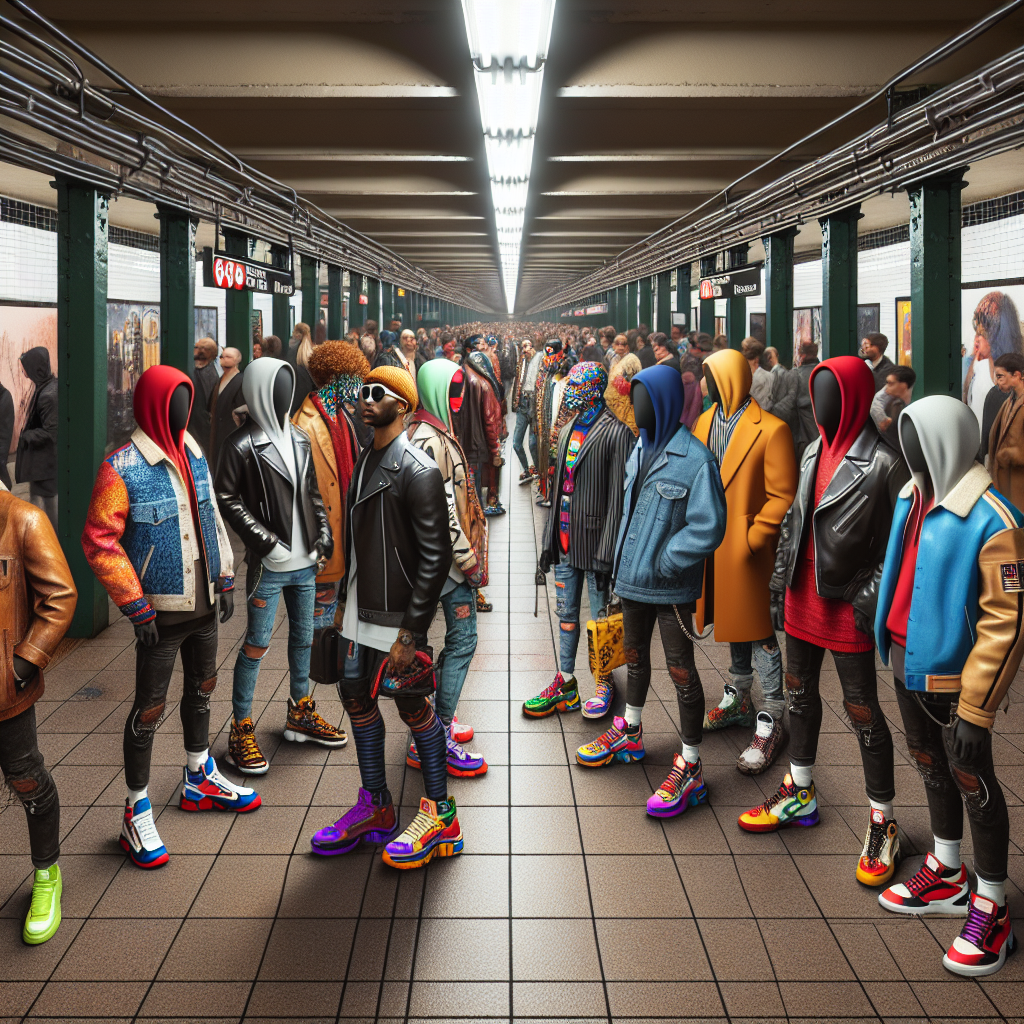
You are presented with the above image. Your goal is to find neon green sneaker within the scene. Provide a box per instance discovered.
[522,672,580,718]
[22,863,61,945]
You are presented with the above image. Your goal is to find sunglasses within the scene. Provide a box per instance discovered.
[359,383,404,405]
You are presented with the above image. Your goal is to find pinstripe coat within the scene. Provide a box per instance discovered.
[540,405,637,573]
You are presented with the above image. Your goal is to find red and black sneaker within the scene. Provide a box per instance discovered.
[943,892,1016,977]
[878,852,970,915]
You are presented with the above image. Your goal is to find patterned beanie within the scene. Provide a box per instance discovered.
[564,360,608,411]
[364,365,418,413]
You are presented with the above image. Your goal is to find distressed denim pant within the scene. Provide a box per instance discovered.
[512,399,536,474]
[433,581,479,725]
[729,636,783,703]
[232,564,316,722]
[554,552,609,677]
[0,706,59,869]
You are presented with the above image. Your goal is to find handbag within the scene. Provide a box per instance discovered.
[309,626,341,687]
[587,600,625,677]
[371,649,437,700]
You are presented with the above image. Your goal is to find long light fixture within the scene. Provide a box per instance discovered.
[461,0,556,314]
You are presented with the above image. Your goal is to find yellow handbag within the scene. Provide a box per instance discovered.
[587,602,625,677]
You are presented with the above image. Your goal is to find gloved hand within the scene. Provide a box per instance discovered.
[944,715,989,762]
[12,654,37,690]
[219,591,234,624]
[134,620,159,648]
[770,589,785,633]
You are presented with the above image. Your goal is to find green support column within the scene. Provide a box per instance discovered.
[301,256,318,338]
[349,272,364,332]
[382,282,394,326]
[365,277,381,326]
[910,170,966,398]
[605,288,617,329]
[626,281,638,330]
[157,208,197,375]
[726,244,749,349]
[224,228,254,366]
[327,264,342,339]
[655,271,672,335]
[820,205,861,359]
[699,256,716,336]
[272,293,291,343]
[639,277,653,330]
[763,228,796,367]
[675,263,692,333]
[55,178,109,637]
[614,286,627,331]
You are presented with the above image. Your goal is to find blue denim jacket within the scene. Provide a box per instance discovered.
[612,427,727,604]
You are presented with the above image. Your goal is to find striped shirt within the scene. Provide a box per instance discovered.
[709,398,751,465]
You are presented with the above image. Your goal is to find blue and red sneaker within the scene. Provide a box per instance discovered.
[120,796,169,869]
[382,796,463,870]
[576,716,644,767]
[179,756,261,813]
[310,787,398,856]
[406,726,489,777]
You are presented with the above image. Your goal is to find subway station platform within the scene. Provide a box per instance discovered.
[2,451,1024,1024]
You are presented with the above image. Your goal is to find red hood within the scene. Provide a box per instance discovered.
[808,355,874,461]
[133,364,194,485]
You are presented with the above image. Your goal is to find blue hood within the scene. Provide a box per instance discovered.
[631,365,684,457]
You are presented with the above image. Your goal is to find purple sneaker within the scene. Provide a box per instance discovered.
[406,727,489,778]
[646,754,708,818]
[582,675,615,719]
[310,787,398,856]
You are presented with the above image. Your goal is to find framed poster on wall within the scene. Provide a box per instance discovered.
[251,310,263,352]
[793,307,823,365]
[895,298,912,366]
[857,304,880,341]
[749,312,766,343]
[108,301,160,451]
[194,306,218,345]
[0,303,57,455]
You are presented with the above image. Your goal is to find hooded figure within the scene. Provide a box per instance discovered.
[468,351,504,405]
[604,353,642,437]
[374,331,405,372]
[874,395,1024,974]
[16,347,59,520]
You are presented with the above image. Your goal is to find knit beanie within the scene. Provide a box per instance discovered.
[365,365,418,413]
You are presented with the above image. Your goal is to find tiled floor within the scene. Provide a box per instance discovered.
[2,446,1024,1023]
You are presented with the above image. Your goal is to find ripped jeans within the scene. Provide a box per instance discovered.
[0,705,59,869]
[554,553,609,677]
[125,614,218,791]
[729,637,783,703]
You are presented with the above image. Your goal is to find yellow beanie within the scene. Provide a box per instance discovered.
[365,365,418,413]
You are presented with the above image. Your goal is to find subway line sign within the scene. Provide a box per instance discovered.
[698,262,762,300]
[201,247,295,295]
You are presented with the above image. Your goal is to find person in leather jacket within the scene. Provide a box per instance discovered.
[216,358,339,775]
[740,356,909,890]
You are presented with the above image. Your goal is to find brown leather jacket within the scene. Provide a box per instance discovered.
[0,491,77,722]
[453,365,501,466]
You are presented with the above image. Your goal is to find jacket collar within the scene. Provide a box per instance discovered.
[352,431,409,508]
[812,421,881,510]
[898,460,992,519]
[636,423,693,478]
[249,422,307,484]
[566,406,610,469]
[132,427,202,467]
[719,401,762,491]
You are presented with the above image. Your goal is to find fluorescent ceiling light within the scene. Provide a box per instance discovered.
[462,0,555,313]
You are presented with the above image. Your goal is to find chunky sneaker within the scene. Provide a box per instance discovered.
[856,809,901,887]
[284,695,348,748]
[476,591,493,613]
[450,714,473,743]
[646,754,707,818]
[522,673,580,718]
[180,756,262,813]
[382,796,463,869]
[225,717,269,775]
[738,773,818,832]
[878,852,970,915]
[943,893,1016,976]
[22,864,61,945]
[704,684,754,731]
[484,502,506,517]
[310,787,398,856]
[582,675,615,720]
[519,467,538,484]
[736,711,786,775]
[576,717,644,767]
[120,796,169,869]
[406,727,489,777]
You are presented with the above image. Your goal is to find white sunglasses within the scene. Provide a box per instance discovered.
[360,383,404,405]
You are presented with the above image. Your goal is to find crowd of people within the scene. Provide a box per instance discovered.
[3,297,1023,984]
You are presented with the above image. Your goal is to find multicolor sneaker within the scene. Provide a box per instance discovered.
[310,787,398,856]
[878,852,970,915]
[738,773,818,832]
[856,809,901,887]
[943,893,1016,976]
[476,591,493,613]
[646,754,707,818]
[120,796,169,869]
[519,467,538,484]
[284,695,348,748]
[225,717,269,775]
[522,673,580,718]
[704,684,754,731]
[582,675,615,719]
[450,714,473,743]
[576,717,644,767]
[484,502,506,517]
[382,796,463,869]
[180,756,262,813]
[406,727,489,777]
[736,712,786,775]
[22,864,61,945]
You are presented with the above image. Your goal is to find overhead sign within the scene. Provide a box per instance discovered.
[396,288,406,297]
[672,311,689,327]
[201,247,295,295]
[699,262,762,300]
[358,293,368,305]
[585,303,609,315]
[574,308,585,317]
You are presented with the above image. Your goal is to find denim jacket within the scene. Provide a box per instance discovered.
[612,427,727,604]
[82,429,234,624]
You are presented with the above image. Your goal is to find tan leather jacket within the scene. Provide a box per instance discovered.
[0,491,77,722]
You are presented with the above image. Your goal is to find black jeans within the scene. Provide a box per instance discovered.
[0,705,59,869]
[621,597,702,745]
[894,676,1009,882]
[124,614,218,791]
[784,632,895,802]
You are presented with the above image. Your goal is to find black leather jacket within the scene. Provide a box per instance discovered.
[770,422,909,624]
[343,431,451,635]
[215,422,332,570]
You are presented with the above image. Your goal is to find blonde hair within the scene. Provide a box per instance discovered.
[293,321,314,370]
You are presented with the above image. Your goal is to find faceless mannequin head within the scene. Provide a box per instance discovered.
[632,381,655,434]
[168,383,191,435]
[449,369,465,414]
[900,417,932,498]
[703,364,721,407]
[273,368,292,427]
[812,368,842,444]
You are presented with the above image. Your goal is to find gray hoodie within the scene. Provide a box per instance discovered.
[897,395,980,506]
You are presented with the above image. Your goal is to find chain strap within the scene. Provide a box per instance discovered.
[671,604,715,643]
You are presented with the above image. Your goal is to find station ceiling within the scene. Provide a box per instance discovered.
[15,1,1024,314]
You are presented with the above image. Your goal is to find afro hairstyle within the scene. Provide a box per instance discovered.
[307,341,371,388]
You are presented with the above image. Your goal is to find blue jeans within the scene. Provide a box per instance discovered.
[513,398,536,473]
[554,553,608,676]
[729,636,783,703]
[232,564,317,722]
[433,581,479,725]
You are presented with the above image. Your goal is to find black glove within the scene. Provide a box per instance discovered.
[593,571,610,593]
[535,564,548,586]
[944,715,989,762]
[770,589,785,633]
[12,654,37,691]
[537,555,551,577]
[220,591,234,624]
[134,620,159,648]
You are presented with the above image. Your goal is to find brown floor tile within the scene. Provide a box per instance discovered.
[980,979,1024,1017]
[245,980,343,1017]
[862,980,926,1016]
[512,918,601,980]
[510,854,592,917]
[576,805,669,854]
[759,919,855,981]
[420,854,508,917]
[277,850,372,918]
[407,981,510,1017]
[92,854,213,918]
[570,763,655,806]
[587,853,690,918]
[699,918,775,980]
[158,918,272,980]
[222,805,308,855]
[0,981,42,1016]
[457,805,510,854]
[675,854,752,917]
[149,804,236,854]
[137,980,251,1017]
[52,918,180,981]
[734,853,821,918]
[874,918,951,981]
[830,921,905,981]
[778,980,875,1017]
[509,765,574,805]
[345,917,418,982]
[660,801,732,854]
[189,853,289,917]
[794,853,892,919]
[597,917,712,981]
[911,980,1001,1017]
[412,918,509,981]
[512,981,607,1017]
[508,731,569,765]
[256,918,357,980]
[509,806,582,854]
[720,979,785,1017]
[605,980,724,1018]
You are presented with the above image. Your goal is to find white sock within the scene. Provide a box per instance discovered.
[682,743,700,764]
[933,835,962,870]
[186,748,209,772]
[869,798,894,820]
[624,704,643,728]
[790,763,813,788]
[975,875,1007,906]
[127,786,148,807]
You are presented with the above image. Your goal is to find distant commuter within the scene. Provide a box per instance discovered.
[0,378,13,490]
[189,337,219,453]
[861,332,895,392]
[791,341,820,460]
[988,352,1024,509]
[16,347,58,530]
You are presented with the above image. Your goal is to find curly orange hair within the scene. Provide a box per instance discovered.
[307,341,371,388]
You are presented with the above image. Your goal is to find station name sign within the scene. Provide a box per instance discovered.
[698,262,762,300]
[585,302,608,315]
[201,247,295,295]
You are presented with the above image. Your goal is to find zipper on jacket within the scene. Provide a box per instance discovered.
[394,547,413,588]
[381,501,387,611]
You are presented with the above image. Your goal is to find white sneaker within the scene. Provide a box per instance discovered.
[119,796,169,869]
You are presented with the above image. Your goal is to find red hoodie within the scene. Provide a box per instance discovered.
[785,356,875,653]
